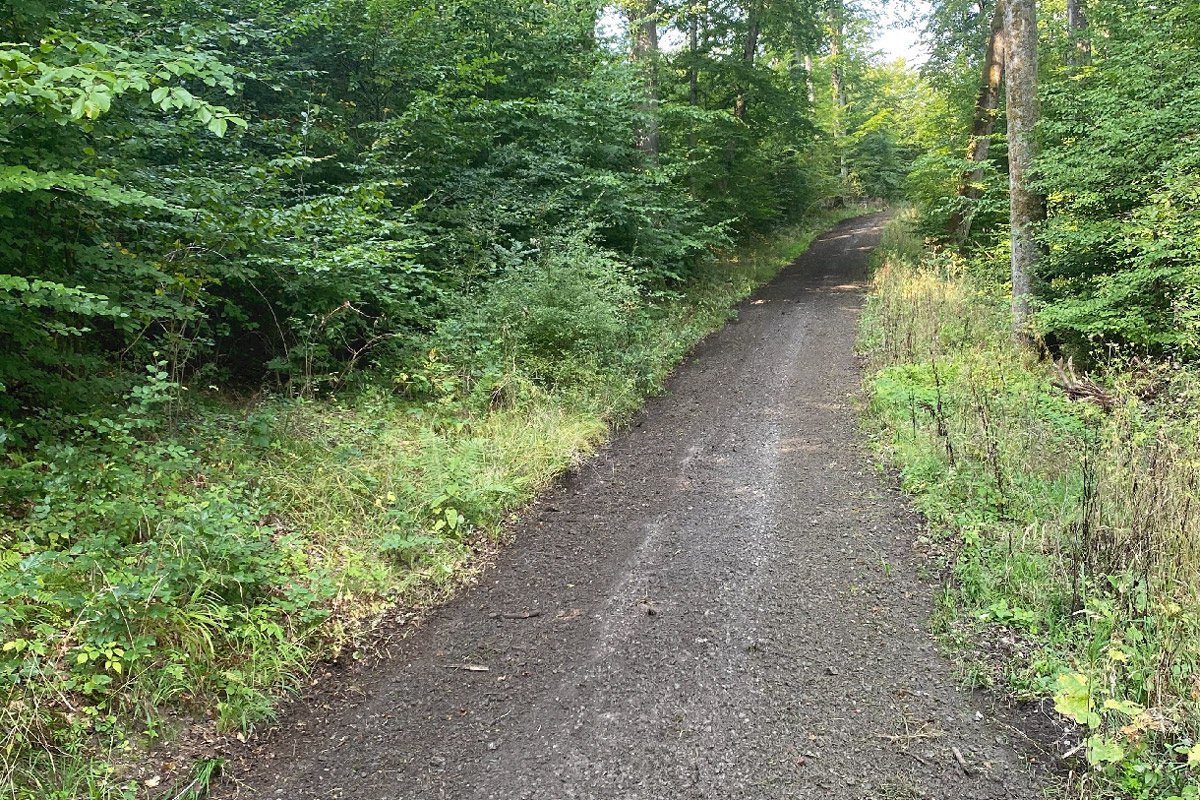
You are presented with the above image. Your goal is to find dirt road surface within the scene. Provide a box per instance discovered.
[219,213,1047,799]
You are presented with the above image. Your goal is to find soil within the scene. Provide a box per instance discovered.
[214,213,1050,800]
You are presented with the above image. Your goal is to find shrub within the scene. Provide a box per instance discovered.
[439,235,641,387]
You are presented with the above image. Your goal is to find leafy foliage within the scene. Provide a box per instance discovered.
[1036,0,1200,357]
[0,206,861,797]
[910,0,1200,360]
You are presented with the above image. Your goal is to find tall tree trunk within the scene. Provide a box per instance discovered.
[1005,0,1042,343]
[1066,0,1090,66]
[787,44,816,104]
[628,0,660,161]
[947,0,1005,241]
[688,11,700,196]
[791,44,815,103]
[688,13,699,114]
[733,16,760,121]
[828,0,848,187]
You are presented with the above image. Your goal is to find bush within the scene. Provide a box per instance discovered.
[0,368,336,795]
[439,236,642,387]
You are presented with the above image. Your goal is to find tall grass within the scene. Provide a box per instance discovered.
[860,210,1200,799]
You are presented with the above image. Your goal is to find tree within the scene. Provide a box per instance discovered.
[828,0,849,188]
[946,0,1004,241]
[628,0,662,160]
[733,4,762,122]
[1004,0,1041,343]
[1066,0,1090,66]
[1033,0,1200,359]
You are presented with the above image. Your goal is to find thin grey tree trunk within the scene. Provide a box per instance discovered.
[688,13,699,114]
[733,16,760,121]
[829,0,848,188]
[1004,0,1042,343]
[629,0,660,161]
[805,53,815,104]
[719,11,759,190]
[788,44,815,103]
[688,12,699,196]
[948,0,1005,241]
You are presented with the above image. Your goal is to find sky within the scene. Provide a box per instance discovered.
[873,1,932,65]
[599,2,932,66]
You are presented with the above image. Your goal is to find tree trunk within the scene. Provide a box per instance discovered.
[1005,0,1042,343]
[688,12,699,196]
[829,0,848,187]
[947,0,1005,241]
[628,0,660,161]
[688,13,699,114]
[733,16,759,121]
[1067,0,1090,66]
[719,11,759,190]
[805,53,816,104]
[789,44,815,104]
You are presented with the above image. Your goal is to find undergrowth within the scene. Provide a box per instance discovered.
[859,210,1200,800]
[0,207,866,799]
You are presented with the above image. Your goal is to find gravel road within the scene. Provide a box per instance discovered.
[219,213,1047,800]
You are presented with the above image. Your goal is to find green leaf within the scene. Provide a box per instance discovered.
[1101,698,1143,719]
[1053,672,1099,727]
[1086,735,1124,765]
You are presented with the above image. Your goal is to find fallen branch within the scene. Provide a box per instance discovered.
[1050,357,1116,410]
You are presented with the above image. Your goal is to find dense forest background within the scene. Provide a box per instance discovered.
[4,0,1200,796]
[0,0,924,427]
[911,0,1200,359]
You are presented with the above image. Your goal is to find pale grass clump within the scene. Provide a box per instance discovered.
[1074,383,1200,639]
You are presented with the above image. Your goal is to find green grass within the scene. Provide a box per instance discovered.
[858,210,1200,800]
[0,206,868,800]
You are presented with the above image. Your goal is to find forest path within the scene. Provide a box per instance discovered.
[219,213,1046,800]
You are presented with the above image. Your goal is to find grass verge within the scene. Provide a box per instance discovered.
[858,209,1200,800]
[0,206,867,799]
